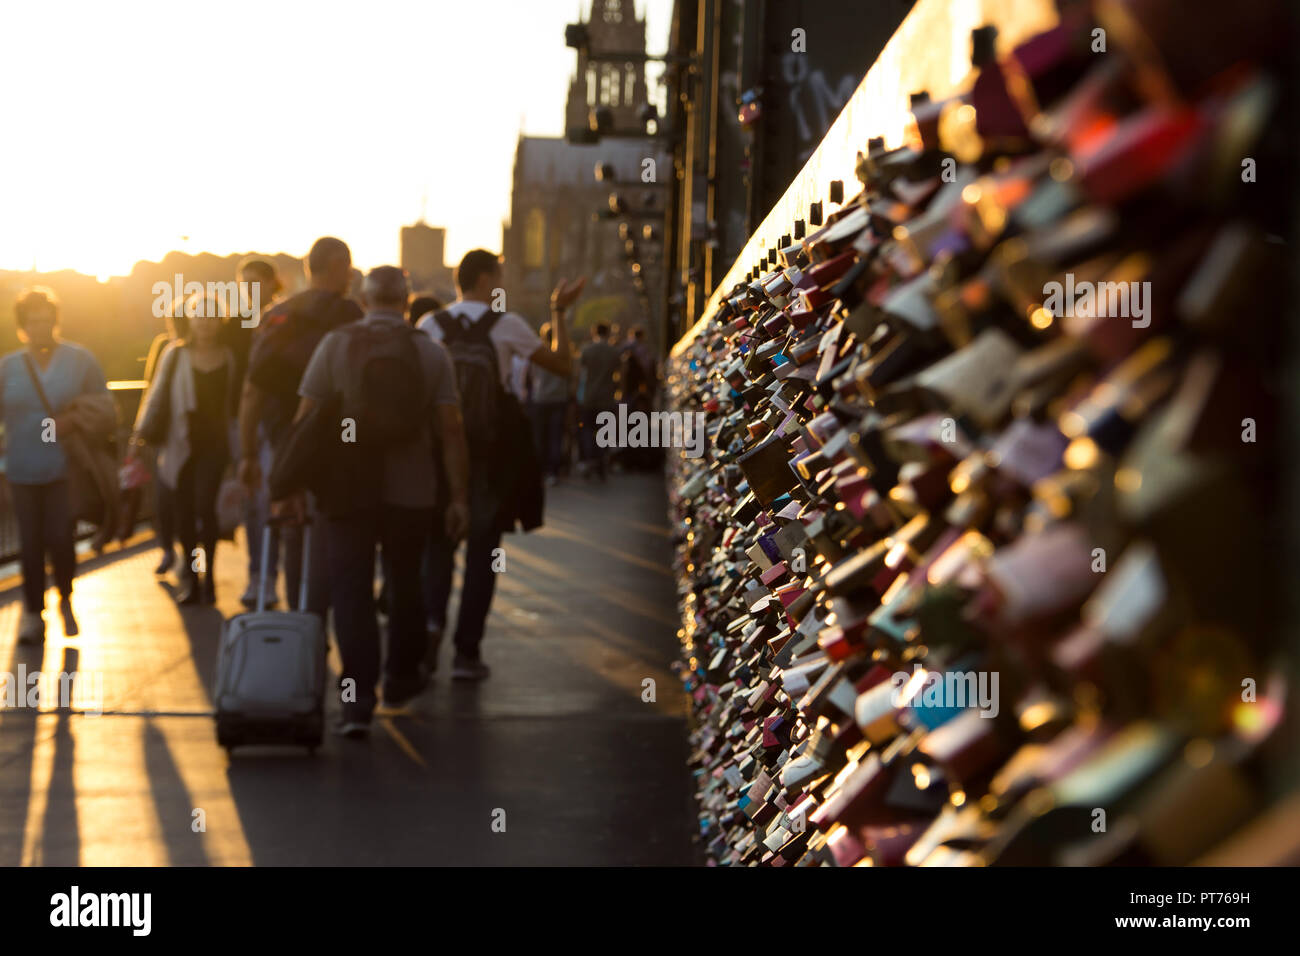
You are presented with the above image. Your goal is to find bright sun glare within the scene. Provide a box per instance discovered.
[0,0,668,279]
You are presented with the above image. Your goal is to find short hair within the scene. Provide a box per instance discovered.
[362,266,409,307]
[456,249,501,292]
[15,286,60,328]
[408,294,442,325]
[237,255,279,284]
[595,322,611,337]
[307,237,351,274]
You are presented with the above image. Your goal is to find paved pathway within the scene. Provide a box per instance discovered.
[0,473,696,866]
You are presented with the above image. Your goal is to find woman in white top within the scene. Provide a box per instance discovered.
[133,292,237,605]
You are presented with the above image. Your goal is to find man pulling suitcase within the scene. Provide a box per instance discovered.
[271,266,470,738]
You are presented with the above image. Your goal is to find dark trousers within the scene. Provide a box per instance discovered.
[529,401,568,477]
[243,436,277,579]
[328,504,432,723]
[11,480,76,613]
[151,452,175,552]
[579,404,616,470]
[174,450,227,579]
[425,479,501,661]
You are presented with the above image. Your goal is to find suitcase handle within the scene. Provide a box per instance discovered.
[260,518,312,613]
[258,525,271,613]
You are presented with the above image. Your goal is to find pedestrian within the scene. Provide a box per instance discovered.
[578,322,620,480]
[377,296,439,619]
[621,324,657,404]
[227,256,281,391]
[133,291,239,605]
[230,256,283,609]
[413,249,582,680]
[237,237,362,620]
[1,287,110,643]
[407,294,441,327]
[135,300,187,574]
[528,322,571,483]
[283,266,469,737]
[619,324,660,471]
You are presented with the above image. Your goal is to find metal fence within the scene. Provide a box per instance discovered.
[0,381,152,565]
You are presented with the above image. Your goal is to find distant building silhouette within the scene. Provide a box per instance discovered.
[400,222,455,301]
[0,250,306,383]
[564,0,648,135]
[502,0,667,350]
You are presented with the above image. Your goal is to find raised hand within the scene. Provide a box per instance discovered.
[550,276,587,312]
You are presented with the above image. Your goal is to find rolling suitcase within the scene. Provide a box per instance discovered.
[214,522,326,753]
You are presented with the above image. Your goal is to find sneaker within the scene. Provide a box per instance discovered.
[240,573,261,609]
[59,596,79,637]
[451,656,491,681]
[176,571,202,606]
[17,611,44,645]
[334,720,371,739]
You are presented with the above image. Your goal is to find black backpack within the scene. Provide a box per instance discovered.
[337,321,427,448]
[434,310,505,460]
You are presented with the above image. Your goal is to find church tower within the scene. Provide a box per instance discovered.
[565,0,649,133]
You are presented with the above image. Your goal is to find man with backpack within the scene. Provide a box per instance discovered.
[414,249,583,680]
[237,237,361,617]
[290,266,469,737]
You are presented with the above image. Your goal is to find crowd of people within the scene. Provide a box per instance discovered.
[1,237,660,738]
[518,316,659,482]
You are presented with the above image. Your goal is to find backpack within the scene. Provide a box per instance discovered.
[337,321,427,448]
[434,310,505,460]
[246,289,362,441]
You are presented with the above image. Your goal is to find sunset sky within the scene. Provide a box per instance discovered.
[0,0,671,280]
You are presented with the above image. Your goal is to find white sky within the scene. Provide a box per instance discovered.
[0,0,671,280]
